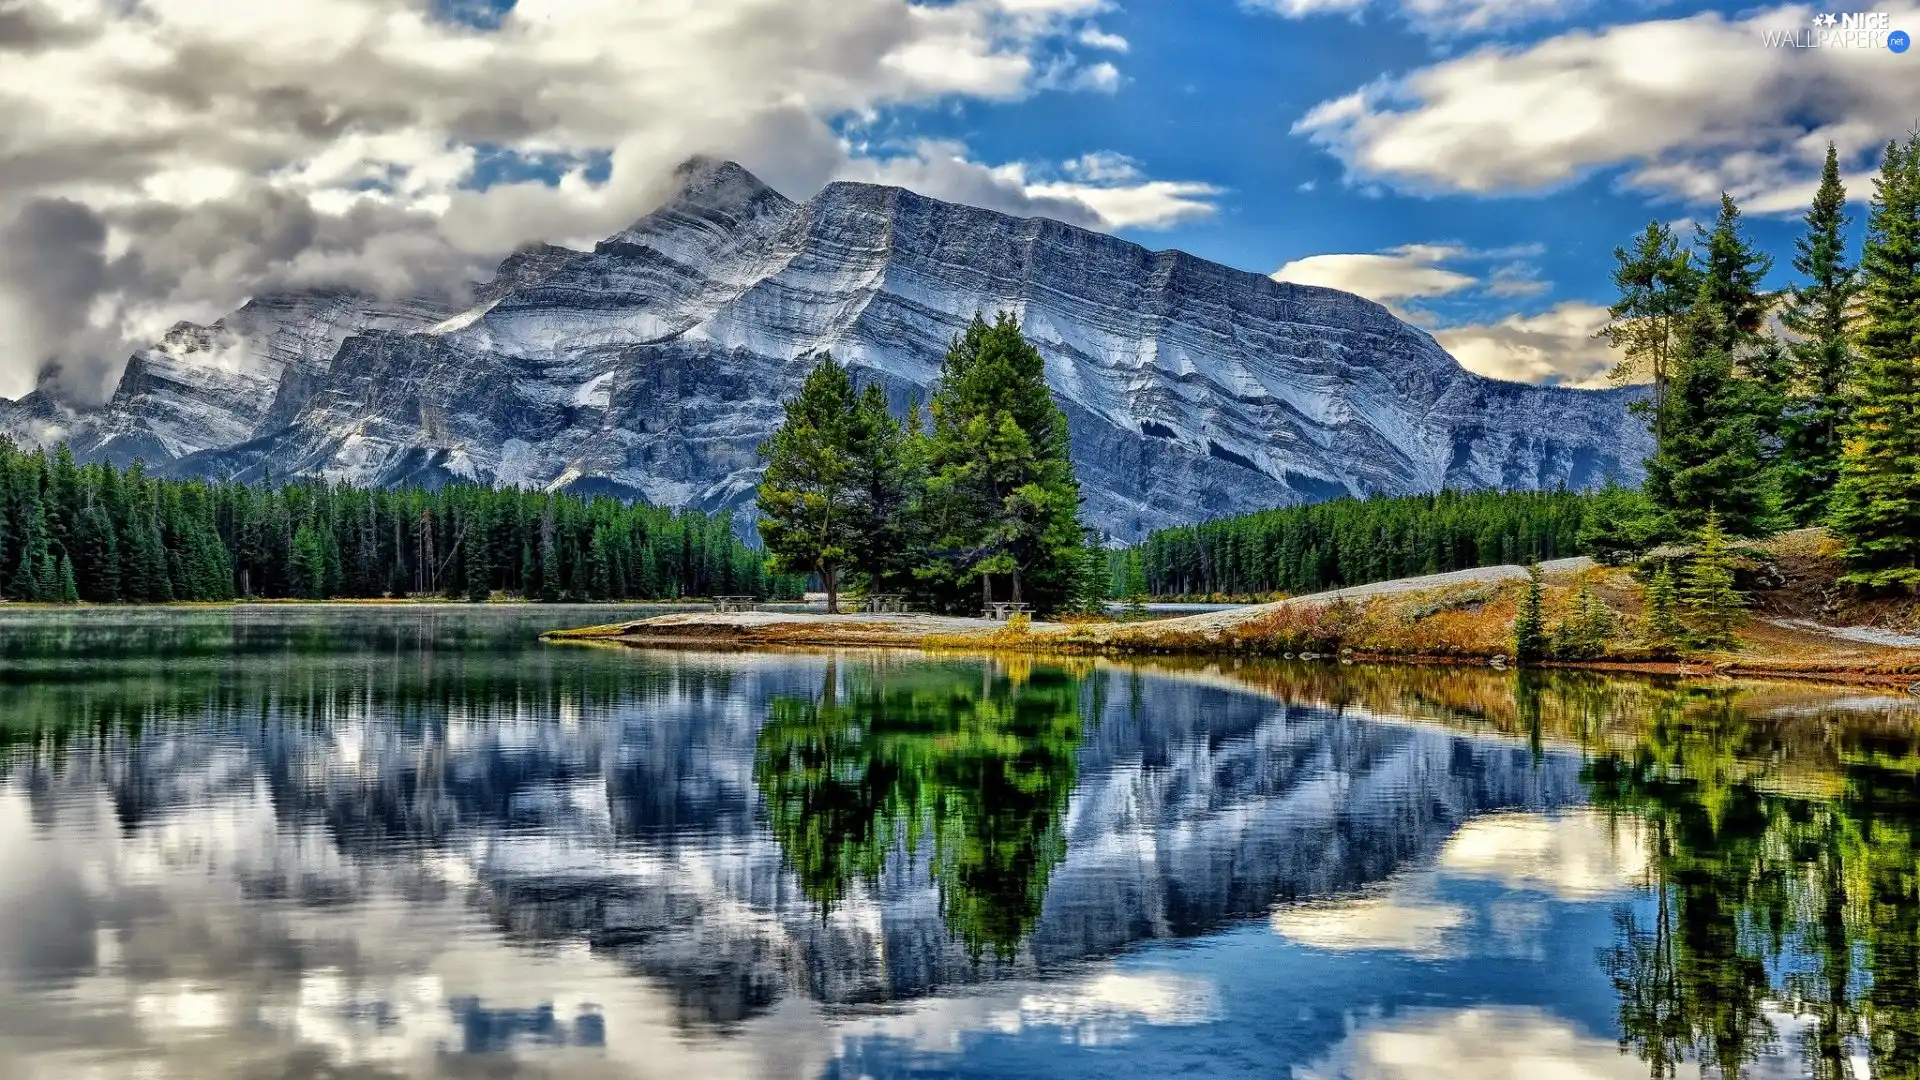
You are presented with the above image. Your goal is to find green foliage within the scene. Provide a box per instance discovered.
[919,313,1085,615]
[1550,580,1617,660]
[1643,194,1778,539]
[1677,513,1748,648]
[1778,143,1863,524]
[1120,549,1149,620]
[1581,688,1920,1080]
[1639,565,1686,656]
[1059,532,1113,617]
[1601,219,1699,439]
[757,352,860,612]
[754,659,1083,959]
[1136,488,1594,598]
[1832,135,1920,591]
[1513,564,1547,663]
[844,383,925,595]
[752,314,1089,617]
[0,437,790,604]
[1578,482,1662,564]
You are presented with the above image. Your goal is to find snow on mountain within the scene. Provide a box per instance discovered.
[0,157,1650,539]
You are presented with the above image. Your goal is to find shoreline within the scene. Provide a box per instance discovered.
[542,609,1920,693]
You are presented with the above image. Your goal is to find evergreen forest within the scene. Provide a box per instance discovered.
[0,439,798,603]
[1134,134,1920,599]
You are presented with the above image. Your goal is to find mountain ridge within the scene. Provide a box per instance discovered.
[1,158,1650,540]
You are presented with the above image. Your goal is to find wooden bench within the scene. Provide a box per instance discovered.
[712,595,760,613]
[984,601,1032,622]
[863,593,908,614]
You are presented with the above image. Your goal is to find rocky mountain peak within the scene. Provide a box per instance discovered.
[1,160,1652,541]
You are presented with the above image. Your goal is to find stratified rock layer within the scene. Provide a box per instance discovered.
[2,159,1649,539]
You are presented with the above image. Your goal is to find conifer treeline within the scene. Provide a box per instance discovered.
[1128,488,1593,598]
[1135,133,1920,597]
[0,439,799,603]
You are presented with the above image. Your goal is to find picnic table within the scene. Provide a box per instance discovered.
[712,595,760,613]
[863,593,908,614]
[983,601,1032,622]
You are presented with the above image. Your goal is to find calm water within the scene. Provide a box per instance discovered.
[3,609,1920,1079]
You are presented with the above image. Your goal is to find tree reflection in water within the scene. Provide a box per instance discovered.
[1583,682,1920,1080]
[754,656,1086,960]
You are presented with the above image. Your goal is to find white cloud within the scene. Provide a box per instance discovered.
[851,142,1224,230]
[1271,241,1549,317]
[1433,301,1622,387]
[1292,4,1920,211]
[1068,60,1124,92]
[1271,894,1469,956]
[1294,1006,1706,1080]
[1272,242,1596,383]
[1077,26,1130,51]
[1438,810,1650,899]
[1273,244,1480,305]
[0,0,1208,402]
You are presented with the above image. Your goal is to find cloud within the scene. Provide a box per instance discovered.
[1246,0,1598,38]
[1438,810,1649,899]
[1271,894,1469,957]
[1273,244,1480,307]
[1293,1006,1691,1080]
[1271,241,1548,324]
[1292,4,1920,211]
[849,142,1224,230]
[1432,301,1622,387]
[0,0,1203,402]
[1077,26,1130,51]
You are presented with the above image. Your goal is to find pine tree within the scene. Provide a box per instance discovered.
[921,313,1085,615]
[1779,143,1862,524]
[1577,482,1661,564]
[292,521,329,599]
[1122,550,1149,620]
[1513,564,1547,663]
[1602,220,1699,442]
[758,352,859,613]
[464,502,492,602]
[1832,136,1920,590]
[1640,564,1686,655]
[1644,194,1777,539]
[1679,512,1747,648]
[1551,580,1617,660]
[56,553,79,604]
[843,382,922,594]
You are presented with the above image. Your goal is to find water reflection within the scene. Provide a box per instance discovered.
[756,659,1084,958]
[1,609,1918,1078]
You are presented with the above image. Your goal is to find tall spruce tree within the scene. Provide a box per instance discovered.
[1832,136,1920,589]
[1780,143,1862,523]
[1679,512,1747,647]
[1602,220,1698,442]
[1643,194,1777,538]
[922,313,1085,615]
[758,352,859,612]
[843,383,923,595]
[1513,564,1548,663]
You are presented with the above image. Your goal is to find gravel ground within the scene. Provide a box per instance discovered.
[1137,557,1597,634]
[1772,618,1920,650]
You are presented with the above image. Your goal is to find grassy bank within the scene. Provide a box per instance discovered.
[546,532,1920,690]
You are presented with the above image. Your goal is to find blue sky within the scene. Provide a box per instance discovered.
[810,0,1916,385]
[3,0,1915,400]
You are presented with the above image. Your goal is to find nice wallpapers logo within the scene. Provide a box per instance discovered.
[1763,11,1912,50]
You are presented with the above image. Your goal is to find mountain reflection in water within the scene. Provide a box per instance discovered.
[0,608,1917,1079]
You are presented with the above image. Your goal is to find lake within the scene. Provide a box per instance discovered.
[2,607,1917,1079]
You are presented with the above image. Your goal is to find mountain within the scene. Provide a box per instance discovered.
[0,158,1651,540]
